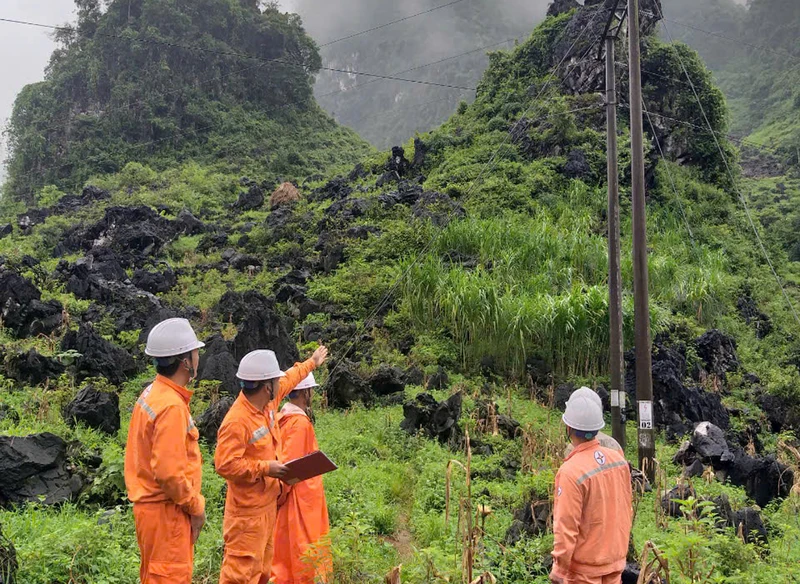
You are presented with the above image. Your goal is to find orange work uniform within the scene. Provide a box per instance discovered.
[551,439,632,584]
[272,403,332,584]
[215,360,317,584]
[124,375,204,584]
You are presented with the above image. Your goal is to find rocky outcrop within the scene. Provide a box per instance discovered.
[197,335,240,396]
[1,349,65,386]
[196,396,236,445]
[694,330,739,379]
[0,433,86,507]
[62,385,120,435]
[505,499,551,545]
[625,340,729,438]
[326,360,372,409]
[426,367,449,391]
[673,422,793,508]
[61,325,137,385]
[0,271,63,338]
[233,184,265,211]
[368,365,406,397]
[400,392,463,444]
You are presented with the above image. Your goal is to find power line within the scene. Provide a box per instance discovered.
[318,0,469,48]
[655,3,800,328]
[0,17,478,92]
[320,8,608,393]
[644,12,800,63]
[317,37,517,102]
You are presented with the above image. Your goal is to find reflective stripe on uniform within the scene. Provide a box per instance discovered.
[188,418,196,433]
[576,460,628,486]
[249,426,269,444]
[137,397,157,421]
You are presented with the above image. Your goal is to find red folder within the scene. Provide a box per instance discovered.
[282,450,338,484]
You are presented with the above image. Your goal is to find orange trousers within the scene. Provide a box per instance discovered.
[133,502,193,584]
[563,571,623,584]
[219,504,277,584]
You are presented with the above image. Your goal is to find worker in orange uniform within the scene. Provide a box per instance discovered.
[215,346,329,584]
[272,372,332,584]
[563,387,623,457]
[124,318,207,583]
[550,389,633,584]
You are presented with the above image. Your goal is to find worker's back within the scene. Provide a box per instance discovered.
[552,440,632,577]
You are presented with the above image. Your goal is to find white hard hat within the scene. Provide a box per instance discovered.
[236,350,286,381]
[562,389,605,432]
[570,386,603,410]
[293,373,319,391]
[145,318,205,357]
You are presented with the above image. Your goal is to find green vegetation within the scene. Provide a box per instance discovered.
[3,0,373,205]
[2,0,800,582]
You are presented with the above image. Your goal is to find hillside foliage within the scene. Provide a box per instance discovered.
[3,0,373,205]
[2,1,800,583]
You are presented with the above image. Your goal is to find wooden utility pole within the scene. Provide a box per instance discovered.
[605,35,626,452]
[628,0,655,480]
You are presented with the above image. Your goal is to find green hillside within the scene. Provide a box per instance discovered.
[2,0,373,206]
[2,1,800,583]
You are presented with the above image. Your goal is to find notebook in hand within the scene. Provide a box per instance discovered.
[283,450,338,484]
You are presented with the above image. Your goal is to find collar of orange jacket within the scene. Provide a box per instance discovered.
[280,402,308,418]
[237,391,270,416]
[564,437,600,461]
[155,374,194,404]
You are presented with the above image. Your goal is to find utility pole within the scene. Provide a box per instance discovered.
[628,0,655,480]
[605,35,626,452]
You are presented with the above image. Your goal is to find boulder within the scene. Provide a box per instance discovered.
[61,325,138,385]
[229,253,262,271]
[0,433,85,506]
[694,330,739,378]
[412,137,429,169]
[0,224,13,238]
[554,383,574,410]
[0,523,17,584]
[625,342,729,438]
[312,177,352,202]
[215,291,299,367]
[270,183,301,209]
[661,483,696,518]
[197,232,229,254]
[724,449,792,508]
[132,267,177,294]
[427,367,449,390]
[686,422,792,507]
[2,349,65,386]
[733,507,768,545]
[0,271,63,338]
[175,209,205,236]
[400,392,463,443]
[233,185,265,210]
[325,361,371,409]
[196,335,240,396]
[63,385,121,435]
[386,146,411,178]
[196,396,236,445]
[505,500,552,545]
[691,422,733,464]
[368,365,406,396]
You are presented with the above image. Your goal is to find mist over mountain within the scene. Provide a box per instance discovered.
[289,0,551,148]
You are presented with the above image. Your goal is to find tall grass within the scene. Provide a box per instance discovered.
[402,211,728,378]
